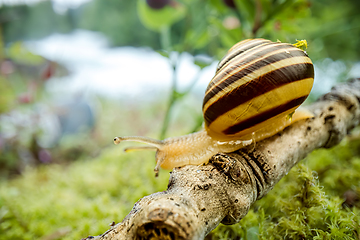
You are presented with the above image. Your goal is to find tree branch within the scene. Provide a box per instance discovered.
[83,78,360,240]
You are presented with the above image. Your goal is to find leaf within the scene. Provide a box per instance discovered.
[137,0,186,32]
[185,29,209,50]
[194,55,213,70]
[259,0,272,17]
[219,30,239,49]
[7,42,44,66]
[266,0,296,22]
[156,50,170,58]
[234,0,256,23]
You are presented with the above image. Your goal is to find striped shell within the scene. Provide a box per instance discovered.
[203,38,314,141]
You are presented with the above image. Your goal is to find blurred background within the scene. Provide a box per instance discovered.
[0,0,360,238]
[0,0,359,178]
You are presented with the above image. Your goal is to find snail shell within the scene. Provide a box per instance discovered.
[204,38,314,141]
[114,38,314,176]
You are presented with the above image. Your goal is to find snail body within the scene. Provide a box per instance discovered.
[114,38,314,176]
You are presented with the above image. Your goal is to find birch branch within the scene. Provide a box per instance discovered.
[83,78,360,240]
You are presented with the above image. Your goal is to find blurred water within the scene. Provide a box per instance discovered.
[27,29,360,102]
[26,29,218,102]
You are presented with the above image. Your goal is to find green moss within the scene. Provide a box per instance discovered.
[0,148,169,239]
[208,137,360,240]
[1,137,360,239]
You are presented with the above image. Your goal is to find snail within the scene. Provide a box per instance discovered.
[114,38,314,176]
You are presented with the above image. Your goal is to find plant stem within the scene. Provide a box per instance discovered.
[159,26,178,140]
[160,57,178,140]
[160,26,171,52]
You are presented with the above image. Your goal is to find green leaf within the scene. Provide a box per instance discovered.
[194,55,212,70]
[266,0,296,22]
[7,42,44,66]
[156,50,170,58]
[259,0,272,17]
[208,0,229,14]
[185,29,209,50]
[137,0,186,32]
[234,0,256,23]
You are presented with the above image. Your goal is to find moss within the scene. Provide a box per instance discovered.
[0,137,360,239]
[0,148,169,239]
[208,136,360,240]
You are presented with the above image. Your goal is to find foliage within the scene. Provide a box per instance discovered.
[133,0,317,138]
[6,42,44,66]
[1,0,359,60]
[137,0,186,32]
[78,0,161,48]
[1,1,74,43]
[77,0,360,61]
[301,0,360,61]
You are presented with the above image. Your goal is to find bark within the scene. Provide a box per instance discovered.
[83,78,360,240]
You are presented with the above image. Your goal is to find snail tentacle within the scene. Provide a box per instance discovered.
[113,136,163,149]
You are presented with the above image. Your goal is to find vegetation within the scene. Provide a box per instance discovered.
[0,0,359,239]
[1,0,360,60]
[1,131,359,239]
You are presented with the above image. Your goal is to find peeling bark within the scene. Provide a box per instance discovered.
[83,78,360,240]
